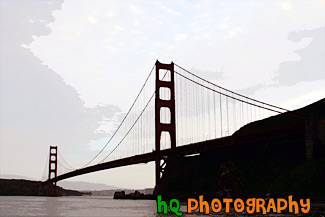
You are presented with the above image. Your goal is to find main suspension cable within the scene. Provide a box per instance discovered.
[175,63,290,112]
[81,64,155,168]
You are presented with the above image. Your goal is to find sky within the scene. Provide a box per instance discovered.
[0,0,324,189]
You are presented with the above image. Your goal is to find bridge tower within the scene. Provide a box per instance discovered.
[48,146,58,196]
[155,60,176,186]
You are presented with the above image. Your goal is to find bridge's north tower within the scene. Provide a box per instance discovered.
[48,146,58,195]
[155,60,176,186]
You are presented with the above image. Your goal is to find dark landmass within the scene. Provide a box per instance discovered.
[0,179,91,196]
[0,174,36,180]
[113,190,154,200]
[155,98,325,201]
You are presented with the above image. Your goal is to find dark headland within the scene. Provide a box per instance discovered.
[0,179,90,196]
[155,98,325,201]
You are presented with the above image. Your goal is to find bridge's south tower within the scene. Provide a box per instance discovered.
[155,60,176,186]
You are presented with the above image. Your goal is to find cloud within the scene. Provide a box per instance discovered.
[274,26,325,86]
[87,16,98,24]
[280,2,293,11]
[188,67,224,81]
[236,26,325,96]
[236,84,265,97]
[0,0,120,177]
[174,34,187,41]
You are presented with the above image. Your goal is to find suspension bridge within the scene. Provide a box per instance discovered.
[44,60,304,195]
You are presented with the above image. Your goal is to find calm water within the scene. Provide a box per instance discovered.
[0,196,324,217]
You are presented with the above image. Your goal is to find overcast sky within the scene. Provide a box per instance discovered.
[0,0,324,189]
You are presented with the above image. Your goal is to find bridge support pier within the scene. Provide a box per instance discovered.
[155,60,176,186]
[48,146,58,196]
[155,157,167,187]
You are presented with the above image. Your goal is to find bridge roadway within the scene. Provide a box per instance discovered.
[50,121,304,183]
[50,136,232,183]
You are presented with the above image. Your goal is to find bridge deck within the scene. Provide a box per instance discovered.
[50,136,231,182]
[50,121,304,183]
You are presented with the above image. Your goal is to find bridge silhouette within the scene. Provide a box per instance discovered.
[45,60,295,195]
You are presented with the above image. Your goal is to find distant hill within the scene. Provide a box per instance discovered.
[58,181,119,191]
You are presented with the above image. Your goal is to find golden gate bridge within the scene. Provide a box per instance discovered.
[43,60,297,195]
